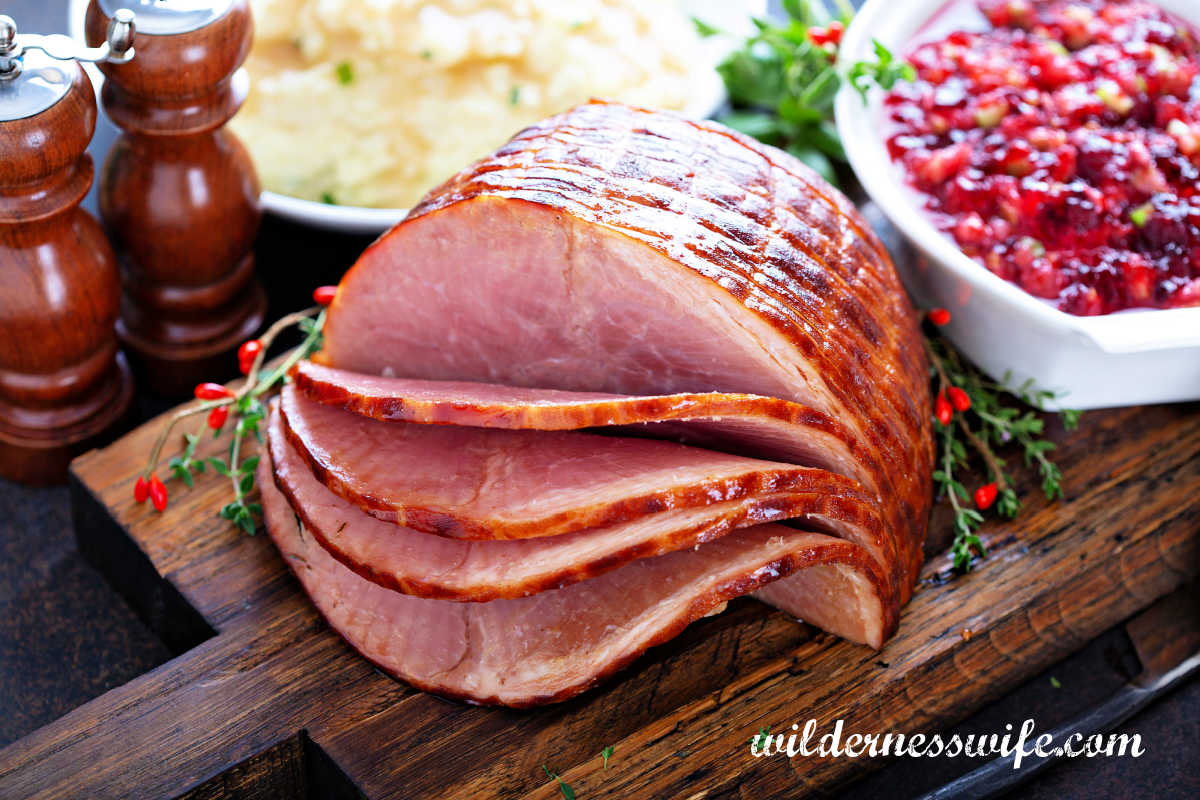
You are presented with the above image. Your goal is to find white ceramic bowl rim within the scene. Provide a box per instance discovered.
[835,0,1200,354]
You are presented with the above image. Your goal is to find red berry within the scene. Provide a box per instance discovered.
[313,285,338,305]
[807,25,829,45]
[237,339,263,375]
[974,482,998,510]
[194,382,233,400]
[134,475,149,504]
[928,307,952,326]
[948,386,971,412]
[827,20,844,45]
[149,475,168,512]
[207,406,229,430]
[935,390,954,425]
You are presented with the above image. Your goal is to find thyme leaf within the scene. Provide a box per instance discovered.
[139,306,327,533]
[541,765,575,800]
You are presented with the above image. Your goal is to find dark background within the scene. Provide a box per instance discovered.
[0,1,1196,797]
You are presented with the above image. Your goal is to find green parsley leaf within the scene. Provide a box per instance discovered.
[321,192,337,205]
[508,86,521,106]
[710,2,916,189]
[335,60,354,85]
[1050,676,1062,689]
[1130,202,1153,228]
[601,745,614,769]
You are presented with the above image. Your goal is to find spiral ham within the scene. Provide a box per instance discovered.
[262,100,932,706]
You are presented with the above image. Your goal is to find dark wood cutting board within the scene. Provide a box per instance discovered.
[0,395,1196,799]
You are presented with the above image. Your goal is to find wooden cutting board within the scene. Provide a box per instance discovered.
[0,395,1196,799]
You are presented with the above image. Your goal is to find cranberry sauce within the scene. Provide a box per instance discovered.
[885,0,1200,315]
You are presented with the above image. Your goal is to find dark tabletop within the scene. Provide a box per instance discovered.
[0,1,1196,798]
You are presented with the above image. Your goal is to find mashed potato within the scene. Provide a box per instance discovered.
[232,0,721,208]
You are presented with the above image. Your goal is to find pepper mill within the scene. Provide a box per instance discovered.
[85,0,265,397]
[0,13,137,485]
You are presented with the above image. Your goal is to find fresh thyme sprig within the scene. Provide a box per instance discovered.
[134,293,332,531]
[542,765,575,800]
[924,320,1080,571]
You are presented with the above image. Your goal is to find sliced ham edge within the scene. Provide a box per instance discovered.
[267,405,898,622]
[289,361,906,604]
[259,452,893,707]
[277,385,893,573]
[291,361,877,501]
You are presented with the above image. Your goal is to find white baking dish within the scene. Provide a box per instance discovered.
[836,0,1200,409]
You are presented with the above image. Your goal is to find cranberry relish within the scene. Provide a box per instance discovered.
[885,0,1200,315]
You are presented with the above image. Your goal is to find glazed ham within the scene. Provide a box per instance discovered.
[261,454,893,706]
[268,404,892,605]
[262,101,933,706]
[315,100,932,592]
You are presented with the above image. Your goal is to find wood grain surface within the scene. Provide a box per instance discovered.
[0,396,1195,798]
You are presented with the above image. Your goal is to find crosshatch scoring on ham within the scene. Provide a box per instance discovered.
[263,100,933,706]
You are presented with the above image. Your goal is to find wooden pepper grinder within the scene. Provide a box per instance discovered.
[85,0,265,397]
[0,12,137,485]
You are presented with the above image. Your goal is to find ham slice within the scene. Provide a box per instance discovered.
[260,452,893,706]
[268,405,893,607]
[279,385,890,565]
[292,361,875,495]
[314,100,933,599]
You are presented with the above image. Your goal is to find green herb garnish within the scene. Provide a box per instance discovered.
[601,745,614,769]
[1130,201,1153,228]
[1050,676,1062,689]
[320,192,337,205]
[140,307,327,532]
[926,333,1079,572]
[698,0,914,185]
[508,86,521,106]
[335,60,354,85]
[751,726,772,749]
[542,766,575,799]
[692,16,721,38]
